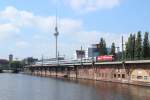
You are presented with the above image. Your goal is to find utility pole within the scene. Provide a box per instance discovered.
[41,54,44,66]
[58,51,59,64]
[122,36,124,61]
[116,47,120,61]
[81,46,83,66]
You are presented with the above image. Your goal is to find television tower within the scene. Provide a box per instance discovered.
[54,1,59,62]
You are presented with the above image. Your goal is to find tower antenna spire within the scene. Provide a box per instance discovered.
[55,0,58,32]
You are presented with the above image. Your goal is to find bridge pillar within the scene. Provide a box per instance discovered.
[55,67,58,77]
[75,66,78,79]
[48,67,51,76]
[44,67,46,77]
[67,67,70,78]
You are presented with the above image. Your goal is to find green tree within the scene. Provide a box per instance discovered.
[135,31,142,59]
[131,34,136,60]
[125,34,136,60]
[125,34,132,60]
[110,42,116,55]
[99,38,107,55]
[143,32,150,58]
[125,42,129,59]
[10,61,22,69]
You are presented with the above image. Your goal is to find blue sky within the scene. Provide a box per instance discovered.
[0,0,150,60]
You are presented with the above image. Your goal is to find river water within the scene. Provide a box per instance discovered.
[0,73,150,100]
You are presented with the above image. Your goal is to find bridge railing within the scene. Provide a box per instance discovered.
[33,58,93,66]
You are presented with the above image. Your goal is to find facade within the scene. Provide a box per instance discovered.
[88,44,99,58]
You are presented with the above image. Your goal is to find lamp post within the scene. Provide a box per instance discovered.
[122,36,124,61]
[80,46,83,66]
[116,46,120,61]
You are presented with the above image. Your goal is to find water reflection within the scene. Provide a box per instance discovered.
[0,73,149,100]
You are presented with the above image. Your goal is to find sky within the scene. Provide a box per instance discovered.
[0,0,150,60]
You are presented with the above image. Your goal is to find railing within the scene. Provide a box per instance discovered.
[30,57,150,67]
[34,59,93,66]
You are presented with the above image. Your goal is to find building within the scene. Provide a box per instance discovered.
[76,50,85,59]
[88,44,112,58]
[9,54,13,62]
[88,44,100,58]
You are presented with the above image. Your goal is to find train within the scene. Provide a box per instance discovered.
[96,55,114,62]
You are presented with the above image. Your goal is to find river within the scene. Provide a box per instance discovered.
[0,73,150,100]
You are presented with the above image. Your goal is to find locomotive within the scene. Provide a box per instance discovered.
[96,55,114,62]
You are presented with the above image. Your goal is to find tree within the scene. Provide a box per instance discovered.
[143,32,150,58]
[125,34,136,60]
[10,61,22,69]
[125,34,132,60]
[24,57,38,65]
[110,42,116,55]
[99,38,107,55]
[131,34,136,60]
[135,31,142,59]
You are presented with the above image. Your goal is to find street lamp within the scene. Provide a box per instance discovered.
[116,46,120,61]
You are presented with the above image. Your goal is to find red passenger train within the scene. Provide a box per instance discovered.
[96,55,114,62]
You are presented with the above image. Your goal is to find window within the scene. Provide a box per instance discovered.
[144,76,148,80]
[118,74,120,78]
[114,74,116,78]
[137,76,143,79]
[122,74,125,78]
[102,73,104,77]
[99,73,101,77]
[105,73,107,78]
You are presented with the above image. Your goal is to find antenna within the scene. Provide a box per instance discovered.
[55,0,58,33]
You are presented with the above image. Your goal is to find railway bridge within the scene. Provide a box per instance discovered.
[24,60,150,86]
[0,66,22,73]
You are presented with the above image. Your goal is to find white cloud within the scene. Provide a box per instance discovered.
[60,19,82,34]
[0,6,82,34]
[70,31,128,50]
[15,41,29,48]
[64,0,121,12]
[0,23,19,40]
[0,6,128,59]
